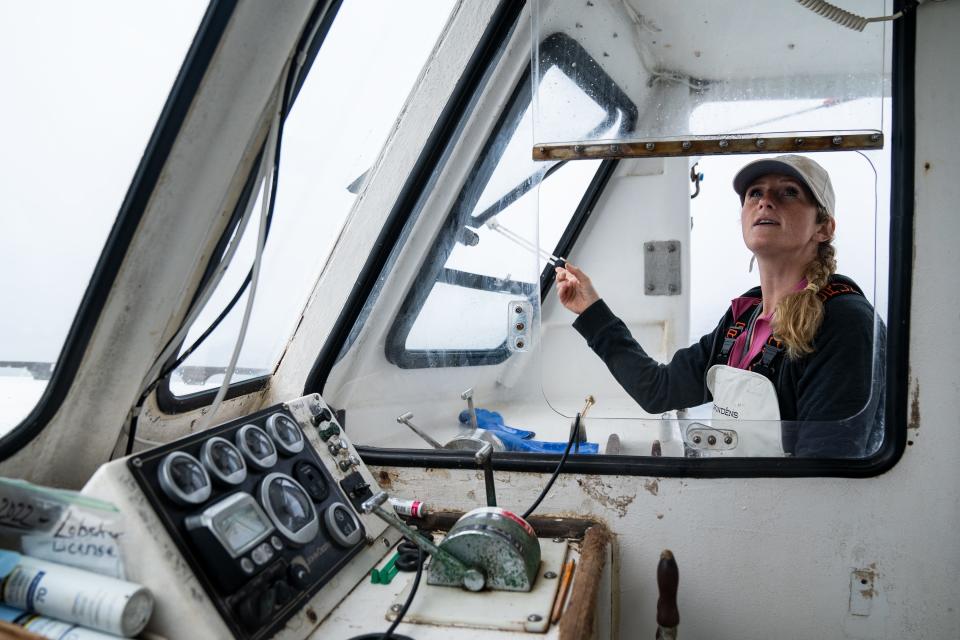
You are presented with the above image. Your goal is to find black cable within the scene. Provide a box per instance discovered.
[393,540,421,572]
[383,546,423,639]
[347,543,423,640]
[124,42,297,456]
[123,270,250,456]
[521,413,581,520]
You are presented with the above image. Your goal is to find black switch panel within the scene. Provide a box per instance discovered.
[339,471,373,511]
[128,403,365,640]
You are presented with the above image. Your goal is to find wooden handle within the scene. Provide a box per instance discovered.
[656,549,680,628]
[559,525,611,640]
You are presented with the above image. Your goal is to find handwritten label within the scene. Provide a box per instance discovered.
[0,493,62,534]
[22,510,126,579]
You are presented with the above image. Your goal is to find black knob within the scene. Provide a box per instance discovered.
[311,408,333,426]
[288,563,312,590]
[274,580,294,606]
[238,587,277,629]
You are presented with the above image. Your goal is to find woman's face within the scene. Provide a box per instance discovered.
[740,173,834,263]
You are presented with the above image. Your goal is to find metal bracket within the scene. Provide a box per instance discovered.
[644,241,682,296]
[508,300,532,351]
[684,423,737,451]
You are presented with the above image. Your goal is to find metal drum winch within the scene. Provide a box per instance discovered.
[427,507,541,592]
[362,494,541,592]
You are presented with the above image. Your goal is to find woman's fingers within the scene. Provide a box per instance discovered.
[565,263,590,284]
[556,263,597,314]
[556,267,579,286]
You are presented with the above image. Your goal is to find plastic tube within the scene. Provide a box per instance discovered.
[1,556,153,637]
[0,604,122,639]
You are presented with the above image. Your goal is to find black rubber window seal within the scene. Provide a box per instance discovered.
[154,0,343,414]
[303,0,528,393]
[383,32,637,370]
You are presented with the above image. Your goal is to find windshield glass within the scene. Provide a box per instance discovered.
[168,0,457,396]
[0,2,209,435]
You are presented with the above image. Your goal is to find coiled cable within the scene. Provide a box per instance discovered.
[795,0,908,32]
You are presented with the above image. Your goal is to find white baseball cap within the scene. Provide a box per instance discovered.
[733,154,836,217]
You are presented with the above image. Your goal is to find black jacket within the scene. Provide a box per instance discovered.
[572,275,885,457]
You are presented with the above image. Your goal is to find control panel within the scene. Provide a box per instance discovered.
[127,400,368,640]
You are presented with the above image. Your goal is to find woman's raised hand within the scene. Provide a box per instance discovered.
[555,263,600,314]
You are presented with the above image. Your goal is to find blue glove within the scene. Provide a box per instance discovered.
[495,430,599,454]
[458,408,535,439]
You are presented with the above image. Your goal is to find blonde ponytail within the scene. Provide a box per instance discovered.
[771,207,837,359]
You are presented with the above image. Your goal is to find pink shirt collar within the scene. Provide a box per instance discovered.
[727,279,807,369]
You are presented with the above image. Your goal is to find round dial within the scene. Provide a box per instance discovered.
[235,425,278,470]
[265,413,305,455]
[158,451,211,505]
[323,502,363,547]
[201,437,247,485]
[259,473,319,545]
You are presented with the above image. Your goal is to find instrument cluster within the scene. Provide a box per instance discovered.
[128,402,365,640]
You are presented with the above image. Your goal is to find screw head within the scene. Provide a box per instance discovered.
[553,537,564,543]
[718,139,730,149]
[544,571,558,579]
[692,435,702,444]
[391,604,403,613]
[514,305,524,314]
[724,435,733,445]
[515,322,525,331]
[515,339,525,349]
[870,133,881,142]
[610,144,620,153]
[131,457,142,467]
[832,136,843,145]
[795,138,805,145]
[681,141,692,150]
[463,569,486,592]
[645,142,655,151]
[755,138,766,148]
[528,614,543,622]
[573,145,584,153]
[707,435,717,445]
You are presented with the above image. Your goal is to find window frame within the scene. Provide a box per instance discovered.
[309,1,913,478]
[384,32,638,369]
[156,0,345,413]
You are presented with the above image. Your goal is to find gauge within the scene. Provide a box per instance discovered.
[158,451,211,505]
[259,473,319,545]
[201,437,247,485]
[235,425,277,470]
[265,413,305,455]
[185,492,274,558]
[323,502,363,548]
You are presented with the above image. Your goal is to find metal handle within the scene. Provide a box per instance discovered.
[474,443,497,507]
[361,492,486,591]
[461,388,478,429]
[397,412,443,449]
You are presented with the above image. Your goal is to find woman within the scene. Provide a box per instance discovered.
[555,155,883,458]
